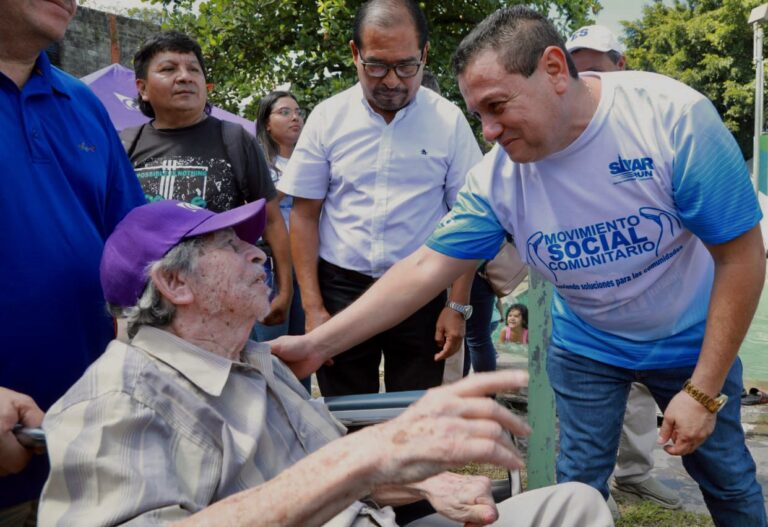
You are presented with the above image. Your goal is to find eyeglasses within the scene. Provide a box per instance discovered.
[271,107,306,119]
[359,51,424,79]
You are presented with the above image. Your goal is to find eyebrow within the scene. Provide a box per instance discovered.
[155,57,200,67]
[361,54,421,64]
[479,88,518,107]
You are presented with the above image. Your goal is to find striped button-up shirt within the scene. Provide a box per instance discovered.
[39,326,396,526]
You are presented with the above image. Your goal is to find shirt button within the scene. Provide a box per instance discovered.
[31,129,39,138]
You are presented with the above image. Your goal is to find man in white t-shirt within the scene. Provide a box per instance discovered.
[565,24,681,511]
[278,0,480,396]
[273,7,766,526]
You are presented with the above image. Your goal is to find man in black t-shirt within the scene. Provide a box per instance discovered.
[127,117,267,212]
[121,31,293,328]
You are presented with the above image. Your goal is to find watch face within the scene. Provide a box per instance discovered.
[465,305,473,319]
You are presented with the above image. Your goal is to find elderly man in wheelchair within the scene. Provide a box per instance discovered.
[35,200,611,526]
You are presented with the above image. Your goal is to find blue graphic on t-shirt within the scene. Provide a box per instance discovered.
[638,207,681,256]
[526,207,682,283]
[609,155,655,184]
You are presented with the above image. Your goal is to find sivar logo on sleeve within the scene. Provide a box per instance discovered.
[609,155,655,184]
[526,207,683,289]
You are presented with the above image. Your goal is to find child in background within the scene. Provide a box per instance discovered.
[500,304,528,344]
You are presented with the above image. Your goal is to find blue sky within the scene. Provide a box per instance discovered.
[593,0,655,38]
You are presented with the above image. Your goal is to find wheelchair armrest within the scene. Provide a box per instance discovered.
[323,390,424,411]
[323,390,424,428]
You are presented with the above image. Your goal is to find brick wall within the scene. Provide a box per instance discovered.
[49,6,158,78]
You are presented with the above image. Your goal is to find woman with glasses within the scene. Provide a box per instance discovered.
[253,91,307,344]
[257,91,306,199]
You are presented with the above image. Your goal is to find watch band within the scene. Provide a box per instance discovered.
[445,300,472,320]
[682,379,728,414]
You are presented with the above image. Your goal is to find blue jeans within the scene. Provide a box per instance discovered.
[547,345,766,527]
[463,275,498,375]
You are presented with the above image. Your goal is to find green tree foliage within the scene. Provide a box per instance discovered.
[150,0,601,118]
[623,0,764,156]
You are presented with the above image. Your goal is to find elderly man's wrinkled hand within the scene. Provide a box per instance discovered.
[0,387,44,477]
[419,472,498,526]
[658,391,716,456]
[368,371,530,486]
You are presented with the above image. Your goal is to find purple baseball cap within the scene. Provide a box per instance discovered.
[101,199,267,307]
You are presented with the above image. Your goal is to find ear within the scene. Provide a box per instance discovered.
[422,41,430,63]
[136,78,148,101]
[150,266,195,307]
[350,40,360,64]
[540,45,571,94]
[616,55,627,71]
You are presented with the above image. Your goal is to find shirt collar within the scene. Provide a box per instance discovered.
[131,326,272,397]
[23,52,71,98]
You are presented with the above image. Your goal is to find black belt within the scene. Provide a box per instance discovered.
[319,259,376,286]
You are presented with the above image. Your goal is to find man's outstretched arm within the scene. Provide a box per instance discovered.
[271,246,478,379]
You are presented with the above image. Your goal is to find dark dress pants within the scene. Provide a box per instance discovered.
[316,259,446,396]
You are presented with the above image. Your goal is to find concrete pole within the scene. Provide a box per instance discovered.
[525,272,556,489]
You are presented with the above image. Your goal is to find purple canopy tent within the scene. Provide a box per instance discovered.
[81,63,256,136]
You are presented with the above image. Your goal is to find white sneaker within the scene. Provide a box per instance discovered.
[612,476,682,510]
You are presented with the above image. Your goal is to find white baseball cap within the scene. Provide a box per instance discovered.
[566,25,625,54]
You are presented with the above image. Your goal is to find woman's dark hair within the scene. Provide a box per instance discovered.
[133,31,210,118]
[506,303,528,330]
[256,90,299,171]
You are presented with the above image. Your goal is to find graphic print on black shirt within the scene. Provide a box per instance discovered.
[128,117,244,213]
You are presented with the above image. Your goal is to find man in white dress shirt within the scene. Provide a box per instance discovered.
[278,0,481,396]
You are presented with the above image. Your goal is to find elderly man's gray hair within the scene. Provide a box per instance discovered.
[108,237,204,338]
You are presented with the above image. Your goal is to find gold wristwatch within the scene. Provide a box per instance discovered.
[682,379,728,414]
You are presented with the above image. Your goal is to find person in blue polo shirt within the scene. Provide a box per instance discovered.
[0,0,145,522]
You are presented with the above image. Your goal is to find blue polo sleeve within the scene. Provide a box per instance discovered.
[426,182,506,260]
[671,98,762,244]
